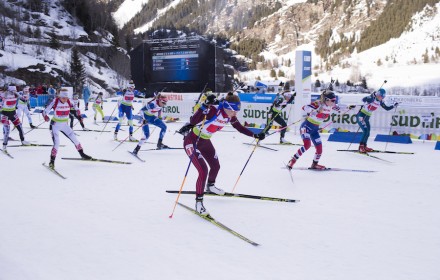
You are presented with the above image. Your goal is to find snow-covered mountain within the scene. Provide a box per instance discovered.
[1,0,440,95]
[113,0,440,93]
[0,0,130,94]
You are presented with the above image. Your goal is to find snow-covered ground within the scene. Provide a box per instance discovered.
[1,100,439,280]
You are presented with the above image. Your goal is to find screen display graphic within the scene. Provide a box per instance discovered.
[152,50,199,82]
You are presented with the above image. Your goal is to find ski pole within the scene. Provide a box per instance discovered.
[169,116,207,218]
[384,106,398,151]
[266,117,303,137]
[319,106,356,132]
[100,102,118,136]
[347,126,361,150]
[24,120,45,135]
[231,138,260,193]
[231,112,279,193]
[112,124,143,151]
[249,108,284,145]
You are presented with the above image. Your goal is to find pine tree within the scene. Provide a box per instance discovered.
[376,58,382,66]
[278,69,285,77]
[34,27,41,39]
[361,77,368,89]
[423,49,429,63]
[48,30,60,50]
[70,48,86,94]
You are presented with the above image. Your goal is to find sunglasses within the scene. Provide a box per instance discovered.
[223,101,241,111]
[326,98,336,103]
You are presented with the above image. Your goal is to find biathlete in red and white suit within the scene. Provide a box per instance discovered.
[43,88,91,168]
[179,92,266,215]
[1,85,30,149]
[287,90,341,170]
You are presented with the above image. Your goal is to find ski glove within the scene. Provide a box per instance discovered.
[394,102,399,108]
[348,105,356,109]
[43,115,50,122]
[178,124,194,136]
[203,94,216,106]
[253,132,266,140]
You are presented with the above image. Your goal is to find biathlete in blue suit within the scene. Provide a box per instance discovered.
[132,93,169,154]
[356,88,399,153]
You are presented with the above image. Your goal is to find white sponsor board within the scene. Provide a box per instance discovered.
[160,92,440,136]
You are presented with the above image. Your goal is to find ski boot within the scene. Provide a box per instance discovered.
[287,158,296,170]
[49,156,55,168]
[364,146,375,152]
[358,144,367,153]
[30,124,36,129]
[280,137,291,144]
[129,134,137,142]
[79,149,92,160]
[133,145,141,155]
[156,139,169,150]
[114,132,118,141]
[195,196,209,216]
[310,161,326,170]
[205,182,225,195]
[21,140,31,146]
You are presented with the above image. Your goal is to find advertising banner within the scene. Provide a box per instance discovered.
[238,93,276,104]
[158,93,440,138]
[293,50,312,129]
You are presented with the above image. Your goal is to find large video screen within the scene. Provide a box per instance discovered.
[151,50,199,82]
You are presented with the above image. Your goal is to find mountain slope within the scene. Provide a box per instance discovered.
[113,0,440,91]
[0,0,129,94]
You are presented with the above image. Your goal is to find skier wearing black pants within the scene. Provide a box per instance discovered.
[266,85,295,144]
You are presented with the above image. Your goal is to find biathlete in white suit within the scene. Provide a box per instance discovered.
[17,86,36,128]
[132,93,169,154]
[43,88,91,168]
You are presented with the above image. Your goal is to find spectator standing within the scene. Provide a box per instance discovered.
[82,84,91,111]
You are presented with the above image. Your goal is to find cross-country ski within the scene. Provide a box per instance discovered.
[341,150,394,163]
[337,149,414,154]
[7,143,62,147]
[127,151,145,162]
[243,142,278,151]
[264,142,302,146]
[284,166,377,173]
[1,148,14,158]
[166,190,300,203]
[177,202,259,246]
[140,147,183,151]
[61,157,132,164]
[42,162,66,179]
[74,129,111,132]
